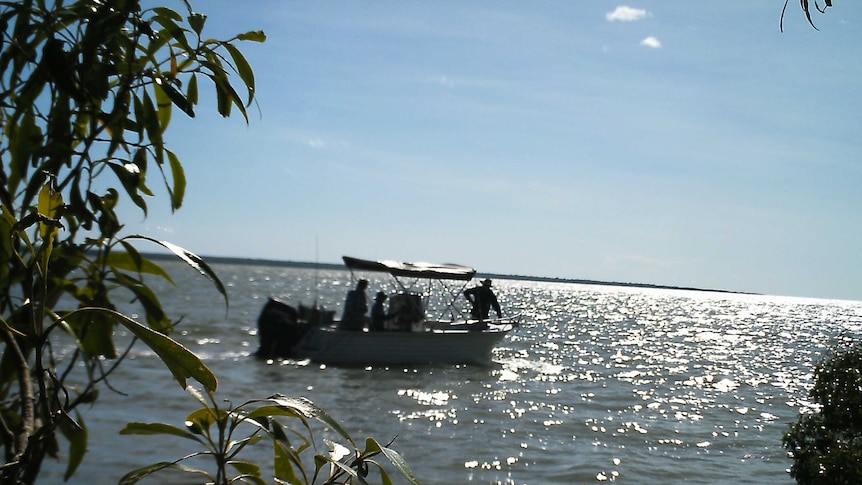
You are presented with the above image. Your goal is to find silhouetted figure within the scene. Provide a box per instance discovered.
[340,279,368,330]
[370,291,396,331]
[464,278,501,321]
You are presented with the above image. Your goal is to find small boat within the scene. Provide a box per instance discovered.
[254,256,520,365]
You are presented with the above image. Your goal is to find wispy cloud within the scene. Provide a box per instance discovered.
[437,76,455,88]
[640,36,662,48]
[606,6,648,22]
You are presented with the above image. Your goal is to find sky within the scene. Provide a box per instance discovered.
[122,2,862,301]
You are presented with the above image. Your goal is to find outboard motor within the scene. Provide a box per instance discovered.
[255,298,303,358]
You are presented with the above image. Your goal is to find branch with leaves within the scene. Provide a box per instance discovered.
[0,2,418,483]
[119,389,420,485]
[0,0,260,481]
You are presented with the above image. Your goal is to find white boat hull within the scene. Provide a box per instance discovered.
[292,323,513,366]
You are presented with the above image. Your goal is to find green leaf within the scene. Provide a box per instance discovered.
[150,10,191,52]
[8,107,40,195]
[273,439,306,485]
[120,422,202,442]
[186,406,222,433]
[166,149,186,211]
[261,395,355,447]
[187,73,199,105]
[108,161,148,214]
[67,310,118,358]
[129,237,228,308]
[145,26,170,58]
[105,308,218,391]
[111,271,171,331]
[374,439,420,485]
[132,147,154,197]
[151,7,183,22]
[223,43,255,104]
[0,209,14,286]
[37,184,64,222]
[319,454,358,480]
[365,459,394,485]
[185,385,211,407]
[37,184,63,267]
[238,30,267,43]
[113,241,176,284]
[141,89,165,149]
[119,462,174,485]
[153,78,173,130]
[119,461,211,485]
[228,434,266,455]
[156,77,194,118]
[59,411,88,481]
[188,13,206,36]
[132,93,147,143]
[246,405,304,421]
[228,460,263,481]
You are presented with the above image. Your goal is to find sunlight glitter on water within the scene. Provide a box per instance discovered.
[42,264,862,484]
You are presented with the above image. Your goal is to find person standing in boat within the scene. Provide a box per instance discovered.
[464,278,501,321]
[340,279,369,331]
[370,291,396,331]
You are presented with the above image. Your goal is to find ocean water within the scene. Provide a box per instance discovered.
[40,260,862,484]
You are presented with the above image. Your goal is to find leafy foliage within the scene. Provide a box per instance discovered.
[783,339,862,484]
[0,2,416,484]
[0,0,262,482]
[119,388,420,485]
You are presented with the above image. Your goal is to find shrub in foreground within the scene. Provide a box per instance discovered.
[784,340,862,484]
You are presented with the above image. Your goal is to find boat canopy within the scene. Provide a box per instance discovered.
[342,256,476,281]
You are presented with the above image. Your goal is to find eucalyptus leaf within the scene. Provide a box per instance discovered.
[224,43,255,104]
[153,78,173,129]
[156,77,195,118]
[59,411,88,481]
[238,30,267,42]
[119,461,211,485]
[185,406,223,432]
[110,272,171,331]
[364,459,395,485]
[127,236,228,308]
[113,241,176,283]
[166,149,186,210]
[265,394,356,447]
[188,13,206,35]
[108,162,148,214]
[120,422,202,441]
[273,440,305,485]
[376,440,420,485]
[99,308,218,391]
[228,461,266,485]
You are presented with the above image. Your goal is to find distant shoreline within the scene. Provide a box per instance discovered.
[144,253,755,296]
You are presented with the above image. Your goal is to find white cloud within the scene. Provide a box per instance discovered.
[606,6,648,22]
[640,36,662,48]
[308,138,326,148]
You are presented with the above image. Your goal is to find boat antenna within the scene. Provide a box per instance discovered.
[313,235,319,308]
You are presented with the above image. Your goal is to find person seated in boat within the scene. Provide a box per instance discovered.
[464,278,501,322]
[389,293,424,331]
[340,279,369,331]
[370,291,396,331]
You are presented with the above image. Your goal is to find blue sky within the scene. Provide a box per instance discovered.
[124,2,862,301]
